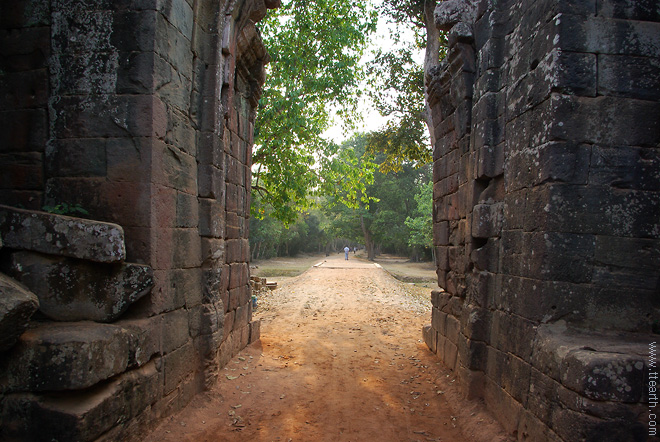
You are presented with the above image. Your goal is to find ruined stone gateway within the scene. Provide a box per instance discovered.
[423,0,660,440]
[0,0,659,440]
[0,0,278,440]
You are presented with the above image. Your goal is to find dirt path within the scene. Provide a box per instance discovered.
[145,254,510,442]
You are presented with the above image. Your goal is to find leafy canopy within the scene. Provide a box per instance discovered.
[253,0,377,224]
[363,0,434,172]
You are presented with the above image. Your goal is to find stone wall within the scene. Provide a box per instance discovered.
[423,0,660,440]
[0,0,277,440]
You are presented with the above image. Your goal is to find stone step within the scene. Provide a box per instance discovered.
[0,205,125,263]
[0,361,161,442]
[1,322,131,392]
[9,251,153,323]
[532,322,648,403]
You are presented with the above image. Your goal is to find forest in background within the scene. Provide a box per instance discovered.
[250,0,438,262]
[250,135,433,262]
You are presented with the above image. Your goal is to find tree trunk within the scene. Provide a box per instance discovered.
[360,214,375,261]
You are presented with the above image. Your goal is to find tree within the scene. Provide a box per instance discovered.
[368,162,430,255]
[364,0,445,171]
[253,0,377,224]
[321,134,380,260]
[405,179,433,261]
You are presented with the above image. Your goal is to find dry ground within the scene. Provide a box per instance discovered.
[145,253,511,442]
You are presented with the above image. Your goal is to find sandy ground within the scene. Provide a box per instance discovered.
[144,254,511,442]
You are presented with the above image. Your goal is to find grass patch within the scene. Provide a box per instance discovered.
[253,268,308,278]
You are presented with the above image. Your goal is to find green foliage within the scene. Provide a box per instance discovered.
[253,0,377,224]
[405,180,433,249]
[363,0,447,171]
[42,203,89,217]
[321,134,432,259]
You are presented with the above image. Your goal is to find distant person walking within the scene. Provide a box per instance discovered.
[344,246,350,260]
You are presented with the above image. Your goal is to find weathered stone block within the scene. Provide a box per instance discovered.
[161,308,190,355]
[249,319,261,344]
[0,109,48,153]
[109,10,157,52]
[0,272,39,352]
[10,252,153,322]
[188,301,224,338]
[598,0,660,21]
[556,378,647,422]
[163,340,195,394]
[197,131,226,169]
[201,237,225,267]
[526,367,559,426]
[461,304,490,341]
[45,138,107,178]
[444,338,458,371]
[517,410,563,442]
[174,191,198,228]
[233,304,249,331]
[155,13,193,78]
[0,205,126,263]
[524,184,660,238]
[152,143,197,195]
[457,333,488,372]
[559,14,660,57]
[198,164,225,200]
[423,324,437,353]
[590,145,660,191]
[201,266,224,304]
[445,314,460,344]
[483,376,522,435]
[229,262,248,289]
[116,315,162,367]
[470,238,499,272]
[489,310,536,360]
[0,361,162,442]
[157,0,193,41]
[194,329,223,365]
[551,405,647,442]
[598,54,660,100]
[0,70,48,111]
[0,0,50,29]
[431,289,450,310]
[116,50,156,94]
[52,95,167,139]
[105,137,153,183]
[172,228,202,269]
[435,0,479,32]
[431,307,447,335]
[199,198,225,238]
[223,310,235,343]
[471,202,503,238]
[560,349,645,402]
[505,142,591,193]
[1,322,130,391]
[500,231,595,284]
[548,94,660,147]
